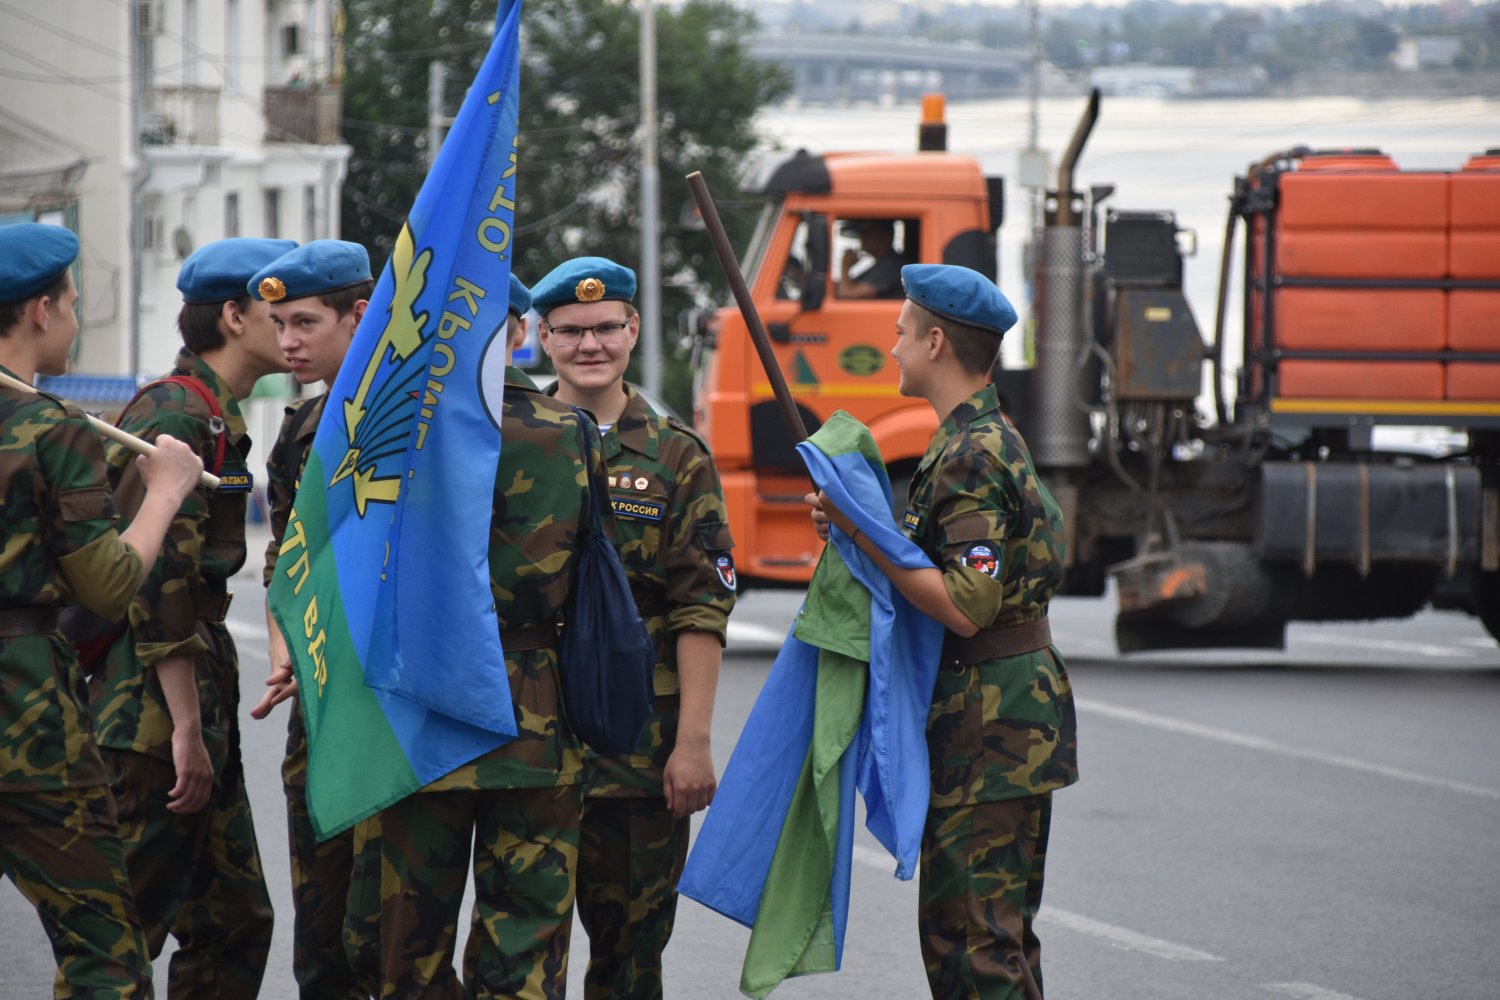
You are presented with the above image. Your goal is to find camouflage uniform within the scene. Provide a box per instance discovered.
[0,372,155,998]
[89,349,274,998]
[551,384,735,1000]
[351,366,601,999]
[900,384,1078,1000]
[260,391,368,998]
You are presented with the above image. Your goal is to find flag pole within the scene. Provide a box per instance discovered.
[685,171,808,447]
[0,369,220,489]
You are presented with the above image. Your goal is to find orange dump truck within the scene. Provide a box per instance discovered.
[694,94,1500,649]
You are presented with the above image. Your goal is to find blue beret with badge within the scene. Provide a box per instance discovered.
[900,263,1018,337]
[508,273,532,318]
[530,256,637,315]
[0,223,79,304]
[177,238,297,304]
[248,239,372,303]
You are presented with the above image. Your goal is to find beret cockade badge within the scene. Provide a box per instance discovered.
[575,277,606,302]
[259,276,287,303]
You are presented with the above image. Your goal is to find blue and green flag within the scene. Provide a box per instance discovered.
[269,0,524,840]
[679,411,944,997]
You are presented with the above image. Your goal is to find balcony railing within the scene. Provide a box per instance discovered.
[142,86,221,146]
[264,84,343,144]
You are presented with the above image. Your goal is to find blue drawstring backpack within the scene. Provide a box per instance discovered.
[557,410,656,754]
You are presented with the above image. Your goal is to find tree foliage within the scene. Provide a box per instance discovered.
[340,0,789,413]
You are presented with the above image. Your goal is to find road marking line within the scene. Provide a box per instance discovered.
[1038,908,1223,962]
[1295,633,1477,659]
[227,621,261,644]
[1262,983,1372,1000]
[727,621,789,646]
[1077,697,1500,802]
[848,845,1222,963]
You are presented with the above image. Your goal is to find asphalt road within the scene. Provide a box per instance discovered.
[4,548,1498,999]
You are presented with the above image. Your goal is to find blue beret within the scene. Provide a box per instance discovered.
[530,256,637,315]
[249,240,372,303]
[900,263,1017,337]
[0,223,78,304]
[508,273,532,318]
[177,238,298,304]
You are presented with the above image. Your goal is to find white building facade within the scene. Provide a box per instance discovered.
[1,0,352,382]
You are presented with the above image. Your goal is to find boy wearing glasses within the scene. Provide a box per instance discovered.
[535,256,736,1000]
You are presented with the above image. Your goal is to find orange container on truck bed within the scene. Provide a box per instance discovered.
[1276,166,1448,281]
[1277,360,1444,400]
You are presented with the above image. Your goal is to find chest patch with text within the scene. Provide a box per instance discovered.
[610,495,667,522]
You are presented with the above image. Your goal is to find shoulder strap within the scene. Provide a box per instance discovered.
[278,398,322,487]
[117,375,227,476]
[568,405,608,534]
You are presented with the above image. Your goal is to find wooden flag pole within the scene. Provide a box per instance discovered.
[685,170,809,447]
[0,369,221,489]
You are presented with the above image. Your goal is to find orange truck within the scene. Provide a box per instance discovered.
[693,94,1500,649]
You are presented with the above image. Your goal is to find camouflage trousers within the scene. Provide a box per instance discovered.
[576,794,690,1000]
[282,708,366,999]
[350,784,583,999]
[104,748,273,999]
[919,793,1052,1000]
[0,783,154,999]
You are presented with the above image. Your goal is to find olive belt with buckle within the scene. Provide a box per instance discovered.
[0,606,61,637]
[192,590,234,622]
[942,617,1053,667]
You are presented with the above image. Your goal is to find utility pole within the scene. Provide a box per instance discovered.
[639,0,662,398]
[427,60,448,168]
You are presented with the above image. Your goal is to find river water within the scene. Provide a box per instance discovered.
[753,94,1498,383]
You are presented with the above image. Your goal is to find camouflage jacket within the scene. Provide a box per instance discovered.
[1,372,140,791]
[903,384,1078,806]
[548,383,737,795]
[90,349,254,777]
[425,366,605,792]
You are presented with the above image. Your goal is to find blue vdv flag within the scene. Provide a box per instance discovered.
[268,0,524,839]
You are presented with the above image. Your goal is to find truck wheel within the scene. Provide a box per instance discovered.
[1478,570,1500,646]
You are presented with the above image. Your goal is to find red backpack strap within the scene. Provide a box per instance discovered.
[118,376,227,477]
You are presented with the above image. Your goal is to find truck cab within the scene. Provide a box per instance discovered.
[693,102,1004,586]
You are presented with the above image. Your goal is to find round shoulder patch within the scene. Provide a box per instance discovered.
[959,541,1002,579]
[715,552,737,592]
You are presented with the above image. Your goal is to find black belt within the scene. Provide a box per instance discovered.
[0,606,61,637]
[942,617,1053,667]
[192,590,233,622]
[501,624,559,652]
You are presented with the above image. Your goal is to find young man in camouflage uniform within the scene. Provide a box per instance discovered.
[347,271,606,998]
[89,237,296,997]
[0,222,203,997]
[535,256,735,1000]
[245,239,374,1000]
[810,263,1077,999]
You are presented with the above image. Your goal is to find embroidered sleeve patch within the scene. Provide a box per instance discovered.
[610,496,667,522]
[959,541,1001,579]
[715,553,737,592]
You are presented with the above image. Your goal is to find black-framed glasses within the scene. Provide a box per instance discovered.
[545,321,631,345]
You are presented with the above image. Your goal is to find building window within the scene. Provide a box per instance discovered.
[304,184,317,240]
[264,188,281,239]
[224,191,240,237]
